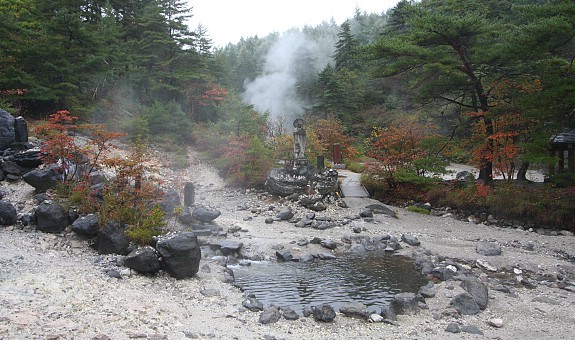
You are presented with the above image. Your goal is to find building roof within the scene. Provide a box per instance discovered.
[551,129,575,145]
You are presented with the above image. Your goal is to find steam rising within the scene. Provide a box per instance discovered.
[242,31,324,122]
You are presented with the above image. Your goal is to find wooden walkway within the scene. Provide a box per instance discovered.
[338,170,370,198]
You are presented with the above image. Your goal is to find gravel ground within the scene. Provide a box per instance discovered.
[0,148,574,339]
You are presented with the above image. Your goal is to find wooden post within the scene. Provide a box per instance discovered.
[333,143,342,165]
[558,150,565,173]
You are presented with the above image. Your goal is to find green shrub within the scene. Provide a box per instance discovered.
[407,206,431,215]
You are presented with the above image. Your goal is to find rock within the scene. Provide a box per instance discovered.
[158,189,180,214]
[320,239,337,250]
[276,209,294,221]
[559,230,574,237]
[488,318,504,328]
[455,170,475,181]
[0,109,15,150]
[476,259,498,272]
[71,214,99,237]
[13,116,28,144]
[418,283,436,298]
[339,303,369,319]
[155,232,202,279]
[308,202,327,212]
[34,201,68,233]
[369,314,384,323]
[242,297,264,312]
[461,325,483,335]
[124,246,161,274]
[317,253,336,260]
[11,149,42,168]
[380,305,397,321]
[22,165,62,192]
[183,182,195,207]
[95,222,130,255]
[313,304,336,322]
[365,204,397,218]
[445,322,461,333]
[2,160,23,176]
[219,240,243,256]
[177,207,194,224]
[450,292,481,315]
[280,306,299,320]
[476,241,502,256]
[401,234,421,246]
[359,208,373,218]
[265,217,274,224]
[259,306,281,324]
[460,278,489,310]
[275,250,293,261]
[431,266,456,281]
[0,201,17,225]
[390,293,424,315]
[192,207,221,223]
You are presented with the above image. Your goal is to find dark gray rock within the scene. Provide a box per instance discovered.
[276,209,294,221]
[0,201,17,225]
[192,206,221,223]
[177,207,194,224]
[450,292,481,315]
[456,170,475,181]
[445,322,461,333]
[276,250,293,262]
[280,306,299,320]
[71,214,99,237]
[320,239,337,250]
[461,325,483,335]
[22,165,62,192]
[418,283,436,298]
[12,149,42,168]
[155,232,201,279]
[313,304,336,322]
[95,222,130,255]
[359,208,373,218]
[265,217,274,224]
[401,234,421,246]
[124,246,161,274]
[460,278,489,310]
[339,303,369,320]
[364,204,397,218]
[158,189,180,214]
[242,297,264,312]
[34,201,68,233]
[432,266,456,281]
[219,240,243,256]
[476,241,502,256]
[183,182,195,207]
[0,110,15,150]
[2,160,23,176]
[303,306,314,317]
[390,293,424,315]
[259,305,281,324]
[317,253,336,260]
[380,305,397,321]
[13,116,28,144]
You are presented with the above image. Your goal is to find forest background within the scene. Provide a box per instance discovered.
[1,0,574,231]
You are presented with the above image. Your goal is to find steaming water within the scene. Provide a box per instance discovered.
[232,251,428,314]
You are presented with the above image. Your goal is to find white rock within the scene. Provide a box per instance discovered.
[476,259,498,272]
[488,318,504,328]
[369,314,384,323]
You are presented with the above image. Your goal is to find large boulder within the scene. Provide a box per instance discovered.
[450,292,481,315]
[476,241,502,256]
[34,201,68,233]
[71,214,99,237]
[13,116,28,144]
[460,278,489,310]
[124,246,161,274]
[22,165,62,192]
[95,222,130,255]
[192,207,221,223]
[389,293,424,315]
[0,201,17,225]
[0,109,15,150]
[313,304,336,322]
[155,232,201,279]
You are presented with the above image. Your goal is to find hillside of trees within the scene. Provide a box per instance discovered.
[2,0,575,228]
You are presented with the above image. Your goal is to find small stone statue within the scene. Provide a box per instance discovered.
[293,118,306,159]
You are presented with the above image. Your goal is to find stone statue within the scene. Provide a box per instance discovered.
[293,118,306,159]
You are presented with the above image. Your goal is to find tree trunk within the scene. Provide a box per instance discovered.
[516,161,530,181]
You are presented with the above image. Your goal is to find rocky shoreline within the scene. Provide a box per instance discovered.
[1,146,575,339]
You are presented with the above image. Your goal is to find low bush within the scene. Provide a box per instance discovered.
[407,206,431,215]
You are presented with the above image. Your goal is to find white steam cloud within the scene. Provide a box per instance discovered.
[242,31,324,122]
